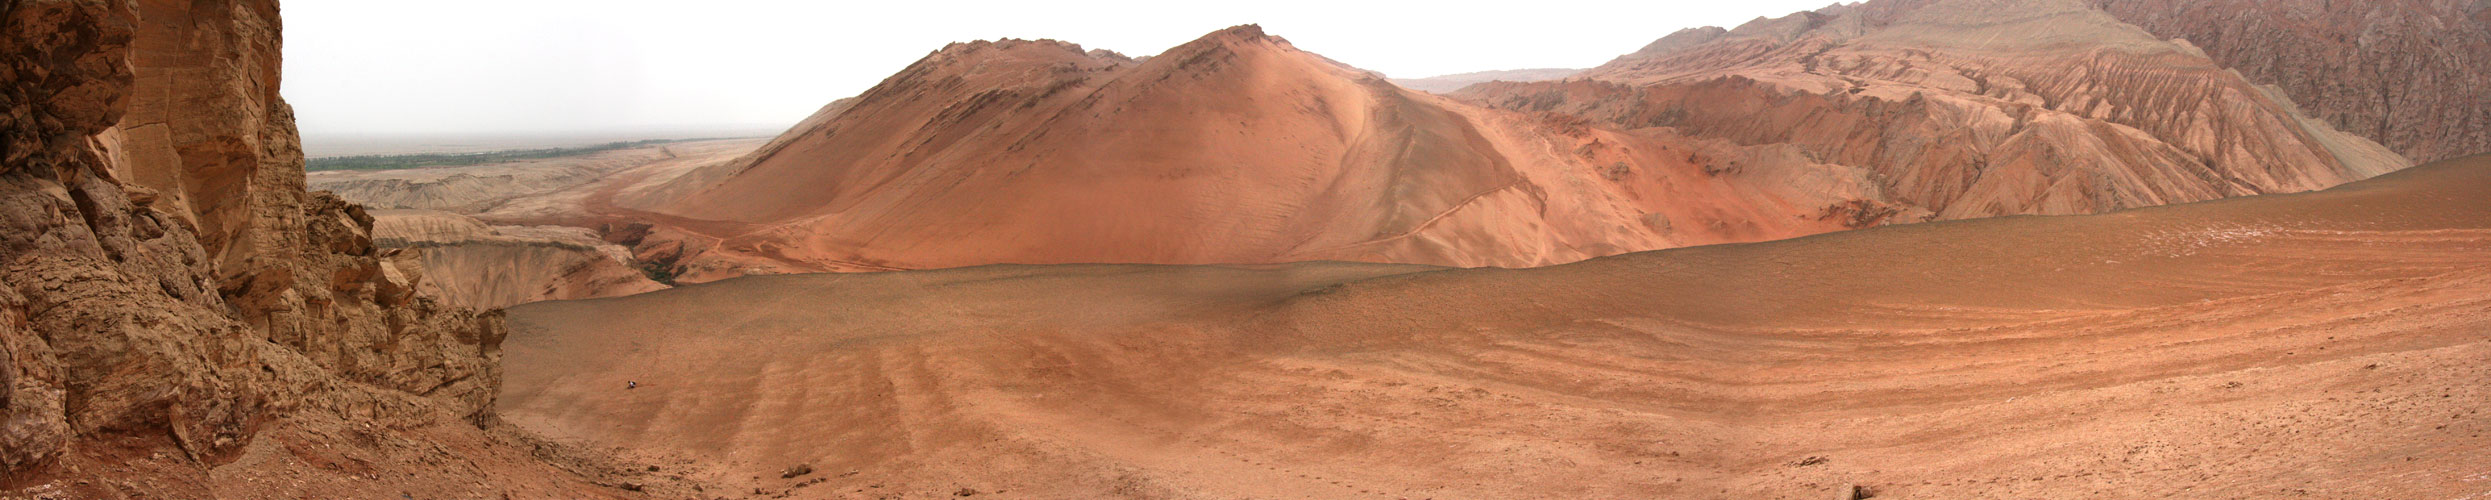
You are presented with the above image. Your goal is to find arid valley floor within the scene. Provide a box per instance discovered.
[5,0,2490,498]
[497,158,2491,498]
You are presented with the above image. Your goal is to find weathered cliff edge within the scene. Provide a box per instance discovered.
[2,1,634,496]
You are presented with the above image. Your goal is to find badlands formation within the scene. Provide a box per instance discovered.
[1460,0,2406,221]
[274,1,2468,290]
[2091,0,2491,163]
[306,139,764,308]
[623,26,1880,280]
[366,210,662,310]
[0,0,646,496]
[2,0,2487,498]
[592,0,2421,282]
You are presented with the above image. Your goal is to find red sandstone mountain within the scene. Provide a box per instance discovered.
[1461,0,2408,222]
[625,26,1871,281]
[618,2,2414,280]
[2090,0,2491,163]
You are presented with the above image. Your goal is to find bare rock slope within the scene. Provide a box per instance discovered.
[2092,0,2491,163]
[1462,0,2408,222]
[370,209,664,310]
[299,140,764,309]
[1,0,637,496]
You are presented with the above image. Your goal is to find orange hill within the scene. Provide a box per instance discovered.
[616,9,2405,281]
[623,26,1872,281]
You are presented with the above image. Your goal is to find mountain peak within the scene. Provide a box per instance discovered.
[1165,24,1291,54]
[1205,24,1271,42]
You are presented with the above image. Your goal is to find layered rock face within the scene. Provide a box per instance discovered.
[1462,0,2409,220]
[295,139,768,309]
[2091,0,2491,163]
[633,27,1881,280]
[0,0,560,495]
[371,210,664,310]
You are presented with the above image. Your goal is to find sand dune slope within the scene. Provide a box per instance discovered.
[504,156,2491,498]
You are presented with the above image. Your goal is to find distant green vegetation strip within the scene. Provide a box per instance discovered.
[305,138,716,172]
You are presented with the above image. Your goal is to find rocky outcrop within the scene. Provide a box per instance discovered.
[0,0,568,494]
[1462,0,2408,220]
[2091,0,2491,163]
[371,210,665,310]
[295,138,753,310]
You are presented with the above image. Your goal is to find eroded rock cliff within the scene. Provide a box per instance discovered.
[1462,0,2409,220]
[2092,0,2491,163]
[1,0,630,496]
[370,209,665,310]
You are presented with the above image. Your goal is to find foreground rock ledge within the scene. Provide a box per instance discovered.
[2,0,642,497]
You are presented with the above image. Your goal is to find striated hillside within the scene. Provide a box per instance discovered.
[630,26,1879,281]
[1462,0,2408,220]
[0,0,644,496]
[2091,0,2491,163]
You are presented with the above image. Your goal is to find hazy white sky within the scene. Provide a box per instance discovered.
[282,1,1838,137]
